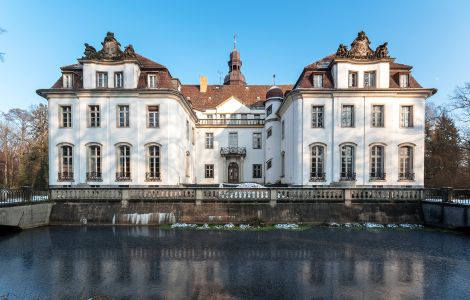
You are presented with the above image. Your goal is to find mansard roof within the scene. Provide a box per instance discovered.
[181,84,292,110]
[294,31,422,89]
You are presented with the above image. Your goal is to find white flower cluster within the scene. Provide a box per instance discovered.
[274,224,300,230]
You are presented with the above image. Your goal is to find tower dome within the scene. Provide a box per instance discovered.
[266,86,284,99]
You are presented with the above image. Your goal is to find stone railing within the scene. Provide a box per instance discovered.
[0,188,49,206]
[49,187,425,204]
[424,187,470,205]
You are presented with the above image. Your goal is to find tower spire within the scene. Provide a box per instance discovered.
[223,35,246,85]
[233,33,237,49]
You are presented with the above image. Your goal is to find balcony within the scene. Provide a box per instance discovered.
[220,147,246,157]
[86,172,103,182]
[370,172,386,181]
[58,172,74,182]
[310,172,326,182]
[399,172,415,181]
[198,119,265,127]
[145,172,161,182]
[340,171,356,181]
[116,172,131,182]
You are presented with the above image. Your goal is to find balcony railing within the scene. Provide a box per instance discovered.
[399,172,415,181]
[86,172,103,182]
[58,172,74,181]
[116,172,131,182]
[220,147,247,157]
[340,171,356,181]
[198,119,265,126]
[310,172,326,182]
[145,172,161,182]
[370,172,386,181]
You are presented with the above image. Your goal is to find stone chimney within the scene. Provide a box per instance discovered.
[200,76,208,93]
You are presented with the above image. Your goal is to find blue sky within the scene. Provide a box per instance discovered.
[0,0,469,112]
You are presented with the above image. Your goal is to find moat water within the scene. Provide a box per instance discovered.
[0,226,469,299]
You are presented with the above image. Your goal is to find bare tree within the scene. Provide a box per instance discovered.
[450,82,470,121]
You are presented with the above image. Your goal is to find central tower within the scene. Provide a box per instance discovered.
[223,36,246,85]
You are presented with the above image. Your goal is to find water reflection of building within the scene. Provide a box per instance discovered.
[20,228,425,299]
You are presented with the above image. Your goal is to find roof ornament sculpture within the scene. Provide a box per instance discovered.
[336,31,390,60]
[81,32,137,61]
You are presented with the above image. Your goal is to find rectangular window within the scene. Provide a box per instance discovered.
[63,74,73,88]
[364,71,376,88]
[88,105,100,128]
[399,74,409,88]
[205,164,214,178]
[371,105,384,127]
[148,74,158,88]
[341,105,354,127]
[401,106,413,128]
[229,132,238,147]
[266,159,272,170]
[97,72,108,88]
[241,114,247,119]
[311,106,324,128]
[114,72,123,88]
[147,106,159,128]
[253,164,262,178]
[118,105,130,128]
[281,120,285,139]
[348,72,358,87]
[205,133,214,149]
[266,105,272,116]
[252,132,262,149]
[313,74,323,88]
[87,145,102,181]
[60,106,72,128]
[254,114,260,119]
[267,127,272,139]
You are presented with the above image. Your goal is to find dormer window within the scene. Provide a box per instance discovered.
[399,74,409,88]
[348,72,358,87]
[313,74,323,88]
[266,105,273,116]
[148,74,158,88]
[364,71,376,88]
[114,72,123,88]
[97,72,108,88]
[63,74,73,88]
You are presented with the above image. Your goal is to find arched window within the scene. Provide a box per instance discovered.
[370,145,385,180]
[116,144,131,181]
[310,145,325,181]
[87,144,102,181]
[399,146,414,180]
[58,144,73,181]
[340,144,355,181]
[146,144,161,181]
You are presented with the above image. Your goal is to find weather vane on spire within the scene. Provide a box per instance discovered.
[234,33,237,49]
[273,74,276,85]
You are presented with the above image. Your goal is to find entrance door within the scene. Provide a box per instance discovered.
[228,162,239,183]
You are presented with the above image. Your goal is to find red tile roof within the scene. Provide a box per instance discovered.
[181,84,292,110]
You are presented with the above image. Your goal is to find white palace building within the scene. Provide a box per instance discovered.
[38,32,436,188]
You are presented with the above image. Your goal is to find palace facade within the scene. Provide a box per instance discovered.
[38,32,436,187]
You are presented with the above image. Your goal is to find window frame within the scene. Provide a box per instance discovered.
[116,143,131,181]
[58,143,74,182]
[400,105,414,128]
[364,71,376,88]
[252,164,262,179]
[204,164,214,178]
[63,73,73,88]
[96,72,108,88]
[229,132,238,147]
[59,105,72,128]
[252,132,262,149]
[312,73,323,88]
[371,104,385,128]
[145,143,161,181]
[266,159,272,170]
[205,132,214,149]
[88,105,100,128]
[341,105,355,128]
[114,72,124,88]
[348,71,358,88]
[266,127,272,139]
[340,143,356,181]
[147,105,159,128]
[117,105,130,128]
[266,105,273,116]
[369,144,386,181]
[311,105,324,128]
[399,73,409,88]
[86,143,102,182]
[398,144,415,181]
[310,143,326,181]
[147,74,158,88]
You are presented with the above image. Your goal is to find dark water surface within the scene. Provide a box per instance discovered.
[0,226,469,299]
